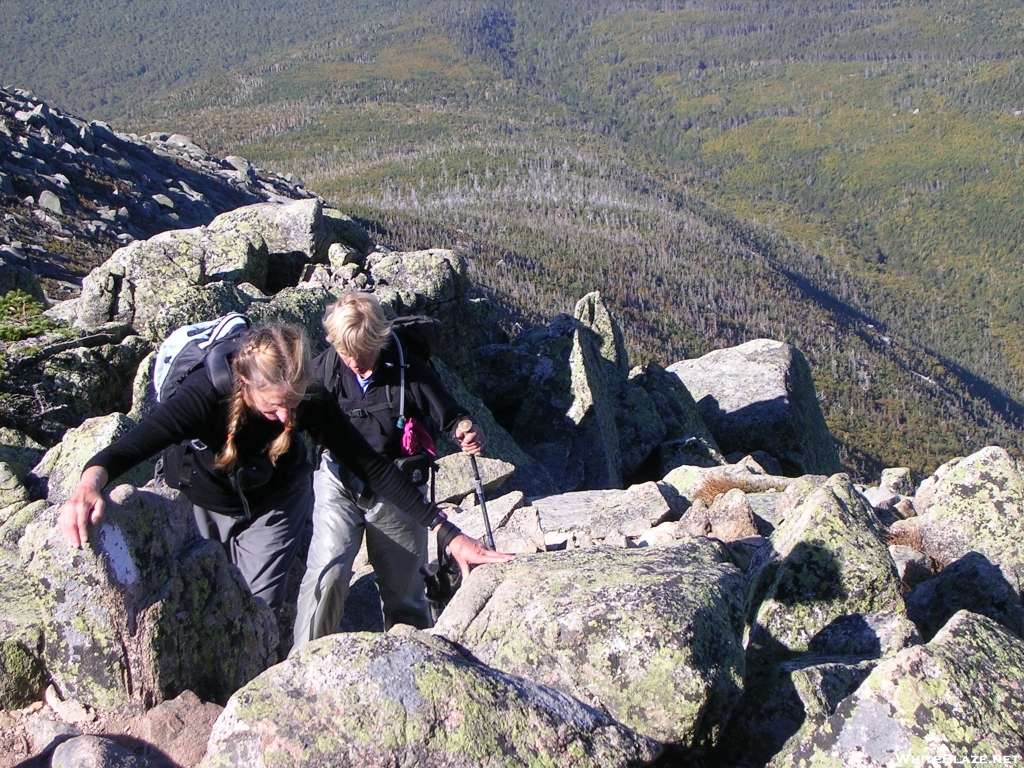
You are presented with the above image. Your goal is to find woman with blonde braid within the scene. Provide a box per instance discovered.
[58,322,510,619]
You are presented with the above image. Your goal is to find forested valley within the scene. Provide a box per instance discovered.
[5,0,1024,479]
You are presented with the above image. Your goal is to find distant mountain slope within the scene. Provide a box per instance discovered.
[0,86,313,298]
[0,0,406,119]
[5,0,1024,477]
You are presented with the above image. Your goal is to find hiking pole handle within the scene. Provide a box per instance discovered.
[459,419,496,550]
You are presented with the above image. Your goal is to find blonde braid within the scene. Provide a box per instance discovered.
[213,386,248,471]
[267,420,294,465]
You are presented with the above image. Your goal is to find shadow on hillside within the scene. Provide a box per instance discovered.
[777,264,1024,431]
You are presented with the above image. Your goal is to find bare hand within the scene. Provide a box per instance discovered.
[447,533,514,581]
[455,419,485,455]
[58,466,109,548]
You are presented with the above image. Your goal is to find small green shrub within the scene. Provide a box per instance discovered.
[0,290,60,342]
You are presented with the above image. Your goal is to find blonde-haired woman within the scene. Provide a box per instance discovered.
[291,293,492,652]
[58,322,509,618]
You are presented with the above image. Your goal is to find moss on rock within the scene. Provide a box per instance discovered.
[201,631,661,768]
[770,611,1024,766]
[432,541,747,752]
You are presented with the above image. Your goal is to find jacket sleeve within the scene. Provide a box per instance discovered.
[406,358,472,443]
[84,373,219,485]
[301,389,441,528]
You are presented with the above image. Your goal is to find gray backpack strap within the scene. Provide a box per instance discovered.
[393,331,407,428]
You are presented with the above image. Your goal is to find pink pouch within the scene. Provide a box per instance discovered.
[401,417,436,457]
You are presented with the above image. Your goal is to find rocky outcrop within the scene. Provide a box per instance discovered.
[72,199,336,341]
[29,413,155,504]
[431,357,559,497]
[432,542,747,753]
[15,484,277,713]
[905,551,1024,641]
[668,339,841,476]
[890,446,1024,595]
[473,295,667,493]
[746,474,906,663]
[770,611,1024,767]
[0,87,314,302]
[201,628,662,768]
[715,473,917,766]
[5,87,1024,768]
[528,481,685,546]
[630,361,725,476]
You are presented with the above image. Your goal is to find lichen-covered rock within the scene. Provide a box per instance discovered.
[880,467,914,496]
[30,334,154,430]
[718,654,879,768]
[746,474,905,664]
[322,207,373,255]
[474,310,664,493]
[911,454,962,516]
[207,198,329,265]
[0,427,46,481]
[629,361,725,475]
[432,454,515,504]
[245,283,335,354]
[890,447,1024,596]
[446,491,524,548]
[786,658,877,730]
[201,629,661,768]
[0,499,46,550]
[769,611,1024,767]
[575,291,628,378]
[668,340,841,476]
[138,281,249,342]
[20,484,277,712]
[806,611,920,658]
[432,542,747,752]
[0,460,29,511]
[73,199,327,337]
[370,248,469,309]
[905,551,1024,641]
[29,413,155,505]
[573,295,665,484]
[529,481,684,543]
[431,358,559,497]
[716,610,918,766]
[76,229,205,331]
[0,562,47,709]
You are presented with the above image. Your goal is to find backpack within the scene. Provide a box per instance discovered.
[152,313,252,495]
[322,314,443,429]
[154,313,251,403]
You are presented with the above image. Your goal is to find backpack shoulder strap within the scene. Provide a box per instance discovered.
[323,347,340,394]
[204,336,242,397]
[392,331,407,428]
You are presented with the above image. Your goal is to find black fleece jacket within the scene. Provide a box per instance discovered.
[314,340,470,459]
[85,368,439,523]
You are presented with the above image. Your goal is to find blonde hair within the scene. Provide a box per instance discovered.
[213,323,312,472]
[323,292,392,359]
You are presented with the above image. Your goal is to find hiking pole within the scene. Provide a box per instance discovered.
[459,419,495,549]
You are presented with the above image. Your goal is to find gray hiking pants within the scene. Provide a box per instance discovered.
[291,452,430,654]
[192,475,312,619]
